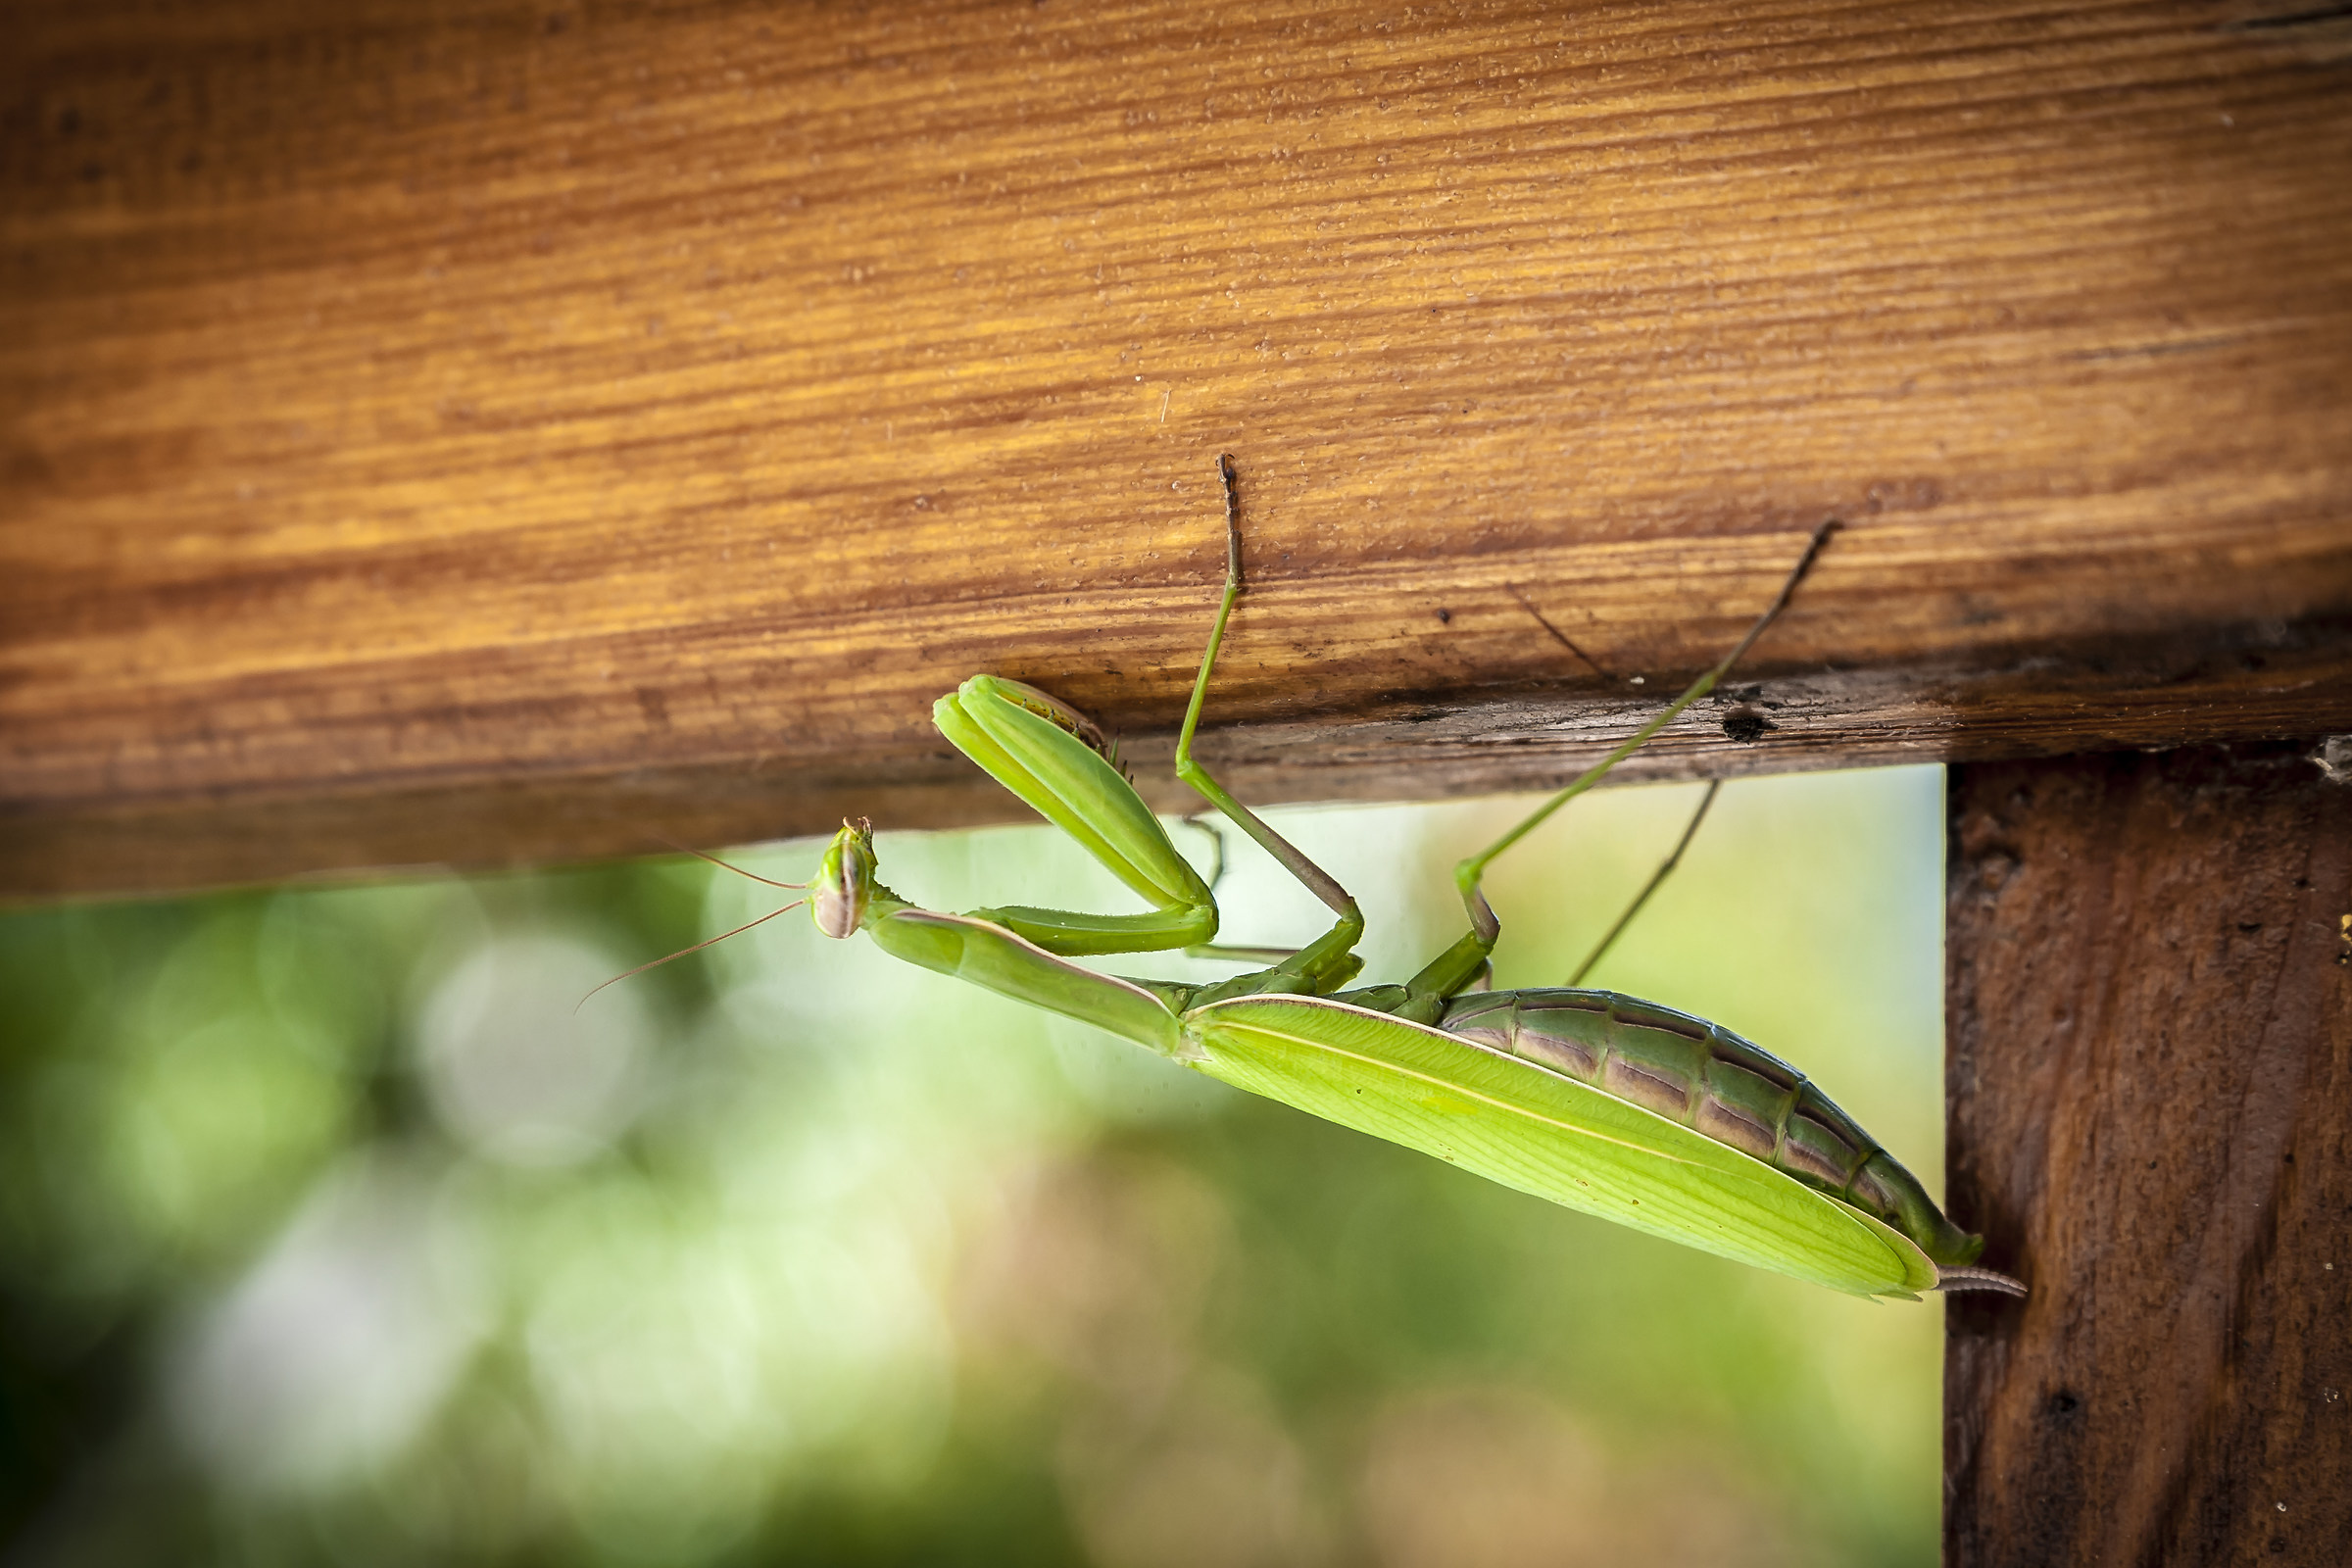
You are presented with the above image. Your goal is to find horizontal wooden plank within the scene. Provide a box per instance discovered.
[4,0,2350,897]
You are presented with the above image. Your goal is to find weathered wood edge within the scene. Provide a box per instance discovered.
[11,622,2348,901]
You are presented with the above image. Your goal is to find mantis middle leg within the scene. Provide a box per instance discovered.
[1168,457,1372,1003]
[924,456,1353,972]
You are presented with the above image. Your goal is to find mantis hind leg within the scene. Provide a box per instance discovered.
[931,677,1222,956]
[1402,520,1840,1004]
[1565,777,1722,986]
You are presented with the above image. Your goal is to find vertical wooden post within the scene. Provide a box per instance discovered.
[1944,745,2351,1566]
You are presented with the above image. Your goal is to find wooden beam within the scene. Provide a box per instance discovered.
[1943,744,2352,1566]
[5,1,2350,896]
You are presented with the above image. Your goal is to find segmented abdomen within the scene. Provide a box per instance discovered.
[1438,989,1980,1266]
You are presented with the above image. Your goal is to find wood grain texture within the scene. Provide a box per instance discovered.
[1944,746,2352,1567]
[5,0,2351,895]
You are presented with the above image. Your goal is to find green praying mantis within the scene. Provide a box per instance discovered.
[669,458,2023,1301]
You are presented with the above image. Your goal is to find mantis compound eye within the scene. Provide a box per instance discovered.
[811,820,874,940]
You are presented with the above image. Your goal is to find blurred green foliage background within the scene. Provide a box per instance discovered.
[0,766,1947,1566]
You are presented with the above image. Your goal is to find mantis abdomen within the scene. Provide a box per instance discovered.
[1440,989,1984,1268]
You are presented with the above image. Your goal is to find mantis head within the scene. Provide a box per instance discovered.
[812,818,878,939]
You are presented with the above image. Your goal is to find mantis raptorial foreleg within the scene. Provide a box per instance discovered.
[928,675,1221,956]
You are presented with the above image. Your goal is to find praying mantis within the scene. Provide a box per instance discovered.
[703,458,2022,1300]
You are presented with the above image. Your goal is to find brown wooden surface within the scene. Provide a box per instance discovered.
[1944,745,2352,1567]
[6,1,2352,897]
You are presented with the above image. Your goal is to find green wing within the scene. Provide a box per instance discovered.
[1183,996,1938,1298]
